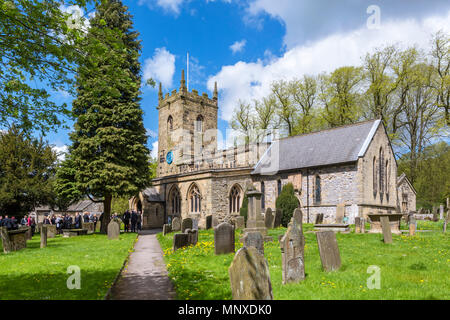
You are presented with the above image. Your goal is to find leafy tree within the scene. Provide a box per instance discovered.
[275,183,299,227]
[0,126,57,216]
[62,0,151,233]
[53,154,83,210]
[0,0,94,132]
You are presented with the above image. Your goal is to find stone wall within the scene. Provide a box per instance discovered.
[397,178,416,214]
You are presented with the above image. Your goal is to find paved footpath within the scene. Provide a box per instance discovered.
[109,229,175,300]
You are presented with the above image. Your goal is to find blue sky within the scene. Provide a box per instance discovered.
[49,0,450,157]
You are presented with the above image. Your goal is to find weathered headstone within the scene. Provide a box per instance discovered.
[280,219,305,284]
[186,229,198,246]
[46,225,57,238]
[40,225,48,248]
[192,218,199,231]
[82,222,94,235]
[173,233,189,251]
[242,231,264,255]
[0,227,12,253]
[181,218,193,233]
[107,220,120,240]
[214,222,235,255]
[316,231,341,272]
[273,209,282,228]
[163,224,172,236]
[233,216,245,229]
[25,227,32,240]
[380,215,392,244]
[409,217,416,236]
[293,208,303,226]
[228,247,273,300]
[172,217,181,231]
[264,208,274,229]
[336,204,345,224]
[205,215,212,229]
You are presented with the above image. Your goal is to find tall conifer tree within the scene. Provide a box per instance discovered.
[67,0,150,233]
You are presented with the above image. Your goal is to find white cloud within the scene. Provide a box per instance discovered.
[147,129,158,139]
[208,10,450,122]
[230,39,247,54]
[150,141,159,158]
[138,0,184,15]
[53,145,69,162]
[143,47,176,89]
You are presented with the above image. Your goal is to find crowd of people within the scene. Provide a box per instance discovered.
[120,210,143,233]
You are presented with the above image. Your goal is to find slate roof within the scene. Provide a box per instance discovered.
[142,187,164,202]
[252,119,381,175]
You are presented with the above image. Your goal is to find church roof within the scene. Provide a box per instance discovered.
[252,119,382,175]
[397,173,417,194]
[142,187,164,202]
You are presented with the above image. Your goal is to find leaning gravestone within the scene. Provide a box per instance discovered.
[228,246,273,300]
[40,225,48,249]
[186,229,198,246]
[273,209,282,228]
[181,218,193,233]
[214,222,235,255]
[242,231,264,255]
[280,218,305,284]
[264,208,274,229]
[206,215,212,229]
[107,220,120,240]
[380,216,392,244]
[409,217,416,236]
[173,233,189,251]
[316,231,341,272]
[336,204,345,224]
[172,217,181,231]
[163,224,172,236]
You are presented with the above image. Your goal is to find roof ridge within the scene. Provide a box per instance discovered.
[275,119,378,142]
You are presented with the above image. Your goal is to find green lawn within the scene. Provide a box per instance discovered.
[0,232,137,300]
[157,221,450,300]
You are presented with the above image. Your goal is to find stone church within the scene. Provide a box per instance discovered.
[130,71,414,229]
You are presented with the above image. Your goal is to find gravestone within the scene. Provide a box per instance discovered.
[273,209,282,228]
[243,187,271,241]
[46,225,57,238]
[360,218,366,234]
[315,213,324,224]
[192,218,199,231]
[355,217,362,233]
[280,218,305,284]
[336,204,345,223]
[40,225,48,248]
[264,208,274,229]
[233,216,245,229]
[293,208,303,227]
[242,231,264,255]
[173,233,189,251]
[316,231,341,272]
[82,222,94,235]
[181,218,193,233]
[107,220,120,240]
[228,246,273,300]
[380,215,393,244]
[0,227,13,253]
[206,215,212,229]
[186,229,198,246]
[214,222,235,255]
[409,217,416,236]
[172,217,181,231]
[25,227,32,240]
[163,224,172,236]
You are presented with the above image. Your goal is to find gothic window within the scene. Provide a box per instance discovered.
[229,185,241,214]
[261,181,265,210]
[170,187,181,216]
[385,160,389,195]
[167,116,173,132]
[373,156,377,197]
[189,184,201,213]
[195,115,203,132]
[379,148,384,195]
[277,179,282,196]
[314,175,321,204]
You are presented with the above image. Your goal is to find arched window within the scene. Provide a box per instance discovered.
[195,115,203,132]
[189,184,201,213]
[277,179,282,196]
[229,185,241,214]
[373,156,377,197]
[314,175,321,204]
[261,181,265,210]
[379,148,384,195]
[169,187,181,216]
[167,116,173,132]
[385,160,389,194]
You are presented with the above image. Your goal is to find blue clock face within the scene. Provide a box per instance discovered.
[166,151,173,165]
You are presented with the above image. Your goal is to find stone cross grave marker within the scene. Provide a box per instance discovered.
[214,222,235,255]
[316,231,341,272]
[173,233,189,251]
[242,231,264,255]
[228,246,273,300]
[336,204,345,224]
[380,215,393,244]
[40,225,48,248]
[172,217,181,231]
[264,208,274,229]
[107,220,120,240]
[280,219,305,284]
[181,218,193,233]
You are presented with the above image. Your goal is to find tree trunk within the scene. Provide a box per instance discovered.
[101,194,112,234]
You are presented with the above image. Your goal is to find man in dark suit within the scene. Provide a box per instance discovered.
[74,212,82,229]
[83,212,90,223]
[130,211,138,233]
[123,210,131,232]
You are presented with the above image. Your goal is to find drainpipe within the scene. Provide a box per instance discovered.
[306,169,310,223]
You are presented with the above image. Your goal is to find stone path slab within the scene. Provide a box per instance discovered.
[108,229,175,300]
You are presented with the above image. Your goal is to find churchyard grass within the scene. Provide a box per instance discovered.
[0,232,137,299]
[158,221,449,300]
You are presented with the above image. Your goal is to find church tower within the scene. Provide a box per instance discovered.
[157,70,219,177]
